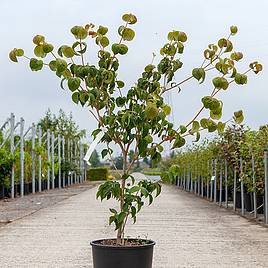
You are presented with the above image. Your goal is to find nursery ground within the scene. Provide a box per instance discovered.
[0,173,268,268]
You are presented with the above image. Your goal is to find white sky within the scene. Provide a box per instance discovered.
[1,0,267,149]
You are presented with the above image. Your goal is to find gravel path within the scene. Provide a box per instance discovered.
[1,178,268,267]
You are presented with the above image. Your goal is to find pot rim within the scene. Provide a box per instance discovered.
[90,238,155,249]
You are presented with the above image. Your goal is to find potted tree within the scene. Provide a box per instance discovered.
[9,13,262,268]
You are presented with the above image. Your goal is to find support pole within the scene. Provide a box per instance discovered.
[38,126,42,192]
[240,157,245,216]
[251,154,257,218]
[264,150,268,224]
[225,159,228,208]
[58,135,61,189]
[31,124,36,194]
[47,129,50,190]
[10,113,15,199]
[19,118,25,197]
[214,159,217,203]
[233,167,237,211]
[219,160,223,206]
[62,137,65,188]
[51,132,55,189]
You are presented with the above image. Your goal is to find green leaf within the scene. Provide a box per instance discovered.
[129,186,140,193]
[200,118,208,128]
[179,125,187,134]
[97,26,108,35]
[67,77,81,91]
[192,68,205,84]
[71,26,87,39]
[34,45,46,58]
[62,46,75,58]
[101,149,109,158]
[233,110,244,124]
[112,43,128,55]
[16,49,24,57]
[33,35,45,45]
[116,80,125,88]
[234,73,247,85]
[162,104,171,115]
[49,60,57,71]
[145,104,158,120]
[122,28,135,41]
[55,59,67,73]
[122,13,137,24]
[9,49,18,62]
[99,36,109,47]
[191,121,200,133]
[217,122,226,133]
[172,135,186,148]
[230,25,238,35]
[29,58,43,71]
[72,92,80,104]
[212,77,229,90]
[43,43,54,53]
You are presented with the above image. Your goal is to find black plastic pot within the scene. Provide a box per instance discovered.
[91,239,155,268]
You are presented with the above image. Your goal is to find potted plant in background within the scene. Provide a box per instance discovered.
[10,13,262,268]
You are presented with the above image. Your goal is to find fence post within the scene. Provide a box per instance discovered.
[10,113,15,198]
[264,150,268,224]
[225,159,228,208]
[233,166,237,211]
[251,154,257,218]
[68,139,71,186]
[183,168,186,190]
[31,124,36,194]
[74,140,77,184]
[214,159,217,203]
[20,117,25,197]
[210,160,213,202]
[240,157,245,215]
[207,160,209,199]
[219,160,223,206]
[62,137,65,188]
[38,126,42,192]
[58,135,61,189]
[47,129,50,190]
[51,132,55,189]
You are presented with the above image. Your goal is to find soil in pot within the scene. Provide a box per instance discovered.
[91,238,155,268]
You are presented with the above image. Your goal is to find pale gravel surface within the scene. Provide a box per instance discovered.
[0,174,268,267]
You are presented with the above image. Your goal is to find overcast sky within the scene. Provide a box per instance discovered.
[1,0,267,148]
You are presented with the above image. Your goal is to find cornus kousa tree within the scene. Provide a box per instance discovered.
[10,14,262,245]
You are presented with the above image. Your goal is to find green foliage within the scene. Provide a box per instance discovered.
[37,109,86,139]
[0,148,14,187]
[10,13,262,244]
[87,167,108,181]
[89,149,101,167]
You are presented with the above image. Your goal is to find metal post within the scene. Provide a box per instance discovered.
[183,168,186,190]
[240,157,245,215]
[47,129,50,190]
[219,160,223,206]
[31,124,36,194]
[210,160,214,202]
[207,160,209,199]
[10,113,15,199]
[20,118,25,197]
[62,137,65,188]
[264,150,268,224]
[225,159,228,208]
[251,154,257,218]
[68,139,71,186]
[51,132,55,189]
[214,159,217,203]
[74,141,77,184]
[233,167,237,211]
[58,135,61,189]
[38,126,42,192]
